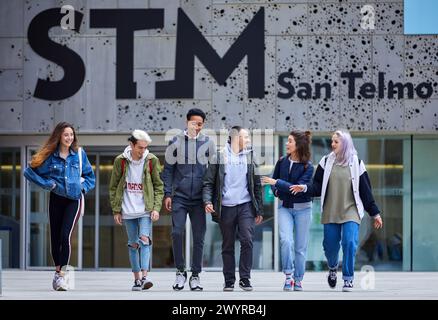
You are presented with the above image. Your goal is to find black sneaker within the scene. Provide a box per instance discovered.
[132,279,142,291]
[239,278,253,291]
[342,280,353,292]
[223,281,235,292]
[328,269,337,289]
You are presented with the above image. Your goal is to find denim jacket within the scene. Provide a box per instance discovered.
[24,147,95,200]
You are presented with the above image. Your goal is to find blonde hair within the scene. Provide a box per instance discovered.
[333,129,357,166]
[129,129,152,144]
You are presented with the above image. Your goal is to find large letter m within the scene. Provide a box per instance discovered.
[156,7,265,99]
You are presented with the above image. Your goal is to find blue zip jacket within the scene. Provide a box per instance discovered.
[161,131,215,203]
[24,147,95,200]
[271,156,314,208]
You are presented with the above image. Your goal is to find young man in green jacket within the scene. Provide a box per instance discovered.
[109,130,164,291]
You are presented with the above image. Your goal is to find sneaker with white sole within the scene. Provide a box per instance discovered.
[294,281,303,291]
[189,275,203,291]
[283,278,294,291]
[328,269,337,289]
[132,279,142,291]
[141,276,153,290]
[239,278,253,291]
[342,280,353,292]
[172,270,187,291]
[52,272,68,291]
[223,281,235,292]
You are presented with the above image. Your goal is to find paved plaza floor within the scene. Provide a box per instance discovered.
[1,270,438,300]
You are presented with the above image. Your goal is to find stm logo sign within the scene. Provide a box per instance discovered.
[28,6,434,102]
[28,7,265,101]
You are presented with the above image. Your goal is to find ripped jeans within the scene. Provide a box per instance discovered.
[124,216,152,273]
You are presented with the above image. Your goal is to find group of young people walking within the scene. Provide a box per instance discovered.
[24,108,382,292]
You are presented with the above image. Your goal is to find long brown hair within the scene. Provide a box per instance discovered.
[289,130,312,163]
[30,122,78,168]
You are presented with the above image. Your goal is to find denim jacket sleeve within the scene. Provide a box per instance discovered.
[80,148,95,194]
[23,158,56,190]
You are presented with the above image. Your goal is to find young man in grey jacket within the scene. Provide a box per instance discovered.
[203,126,264,291]
[161,108,215,291]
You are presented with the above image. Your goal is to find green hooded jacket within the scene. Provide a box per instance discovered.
[109,152,164,214]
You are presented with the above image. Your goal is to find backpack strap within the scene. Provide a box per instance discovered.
[121,157,152,175]
[121,158,126,175]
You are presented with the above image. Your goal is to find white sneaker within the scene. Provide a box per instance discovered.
[141,276,153,290]
[189,275,203,291]
[172,270,187,291]
[52,272,68,291]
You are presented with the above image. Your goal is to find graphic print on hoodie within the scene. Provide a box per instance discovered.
[121,146,150,219]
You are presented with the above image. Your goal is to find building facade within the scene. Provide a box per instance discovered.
[0,0,437,271]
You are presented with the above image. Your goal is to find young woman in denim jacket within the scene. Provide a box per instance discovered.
[262,130,313,291]
[24,122,95,291]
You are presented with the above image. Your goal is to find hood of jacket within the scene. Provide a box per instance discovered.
[123,145,149,163]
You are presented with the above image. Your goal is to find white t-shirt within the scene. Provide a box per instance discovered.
[121,158,149,219]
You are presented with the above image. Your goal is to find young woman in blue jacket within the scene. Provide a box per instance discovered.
[24,122,95,291]
[262,130,313,291]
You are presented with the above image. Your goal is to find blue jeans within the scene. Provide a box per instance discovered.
[278,205,312,282]
[124,216,152,273]
[323,222,359,281]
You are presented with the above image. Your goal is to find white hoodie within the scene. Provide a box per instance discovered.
[121,146,150,219]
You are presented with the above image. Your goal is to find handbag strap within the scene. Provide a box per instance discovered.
[78,147,82,177]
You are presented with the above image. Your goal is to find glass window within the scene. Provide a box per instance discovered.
[412,138,438,271]
[0,148,21,268]
[151,153,175,268]
[82,155,96,268]
[98,155,129,268]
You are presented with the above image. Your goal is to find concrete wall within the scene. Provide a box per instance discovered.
[0,0,437,134]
